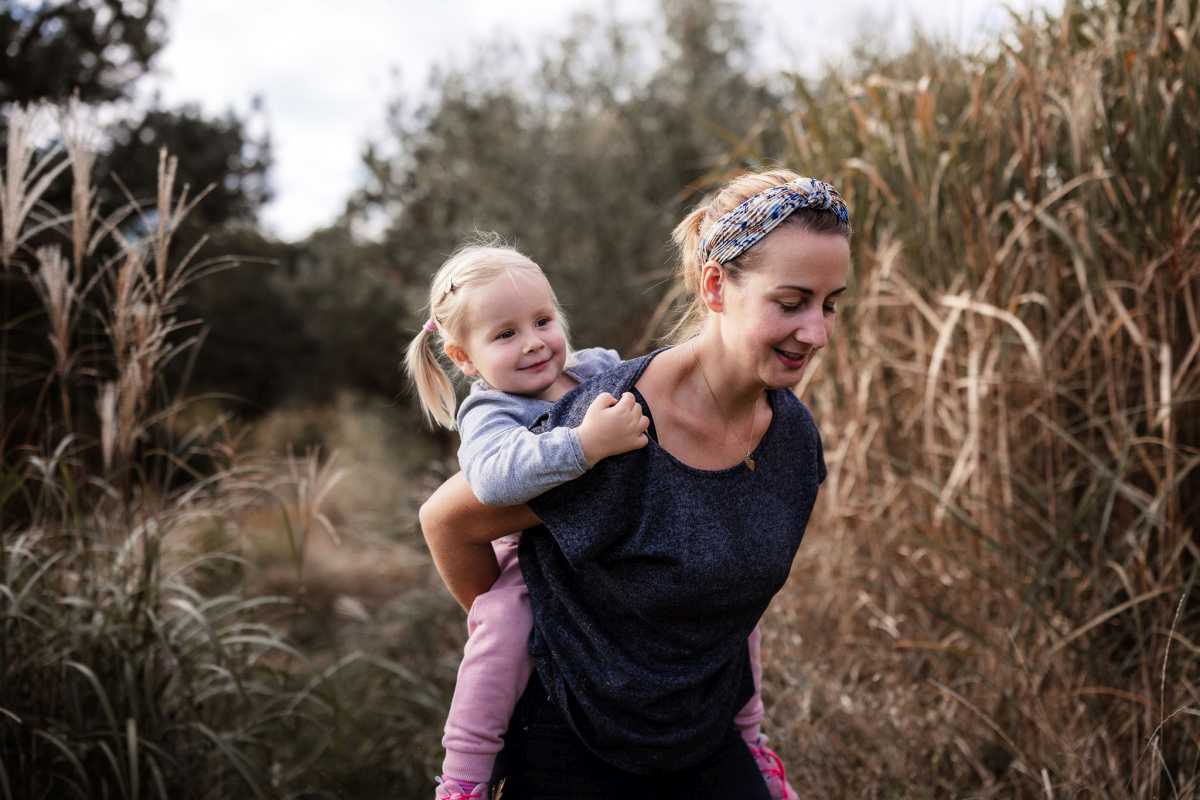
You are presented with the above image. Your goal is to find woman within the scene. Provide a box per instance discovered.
[419,169,851,799]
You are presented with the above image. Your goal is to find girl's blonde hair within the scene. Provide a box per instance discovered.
[404,235,571,429]
[668,168,852,342]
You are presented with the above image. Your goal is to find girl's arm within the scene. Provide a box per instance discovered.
[418,471,541,611]
[458,396,591,507]
[458,385,644,507]
[458,347,626,506]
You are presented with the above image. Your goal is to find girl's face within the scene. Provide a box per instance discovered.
[447,269,568,399]
[714,225,850,389]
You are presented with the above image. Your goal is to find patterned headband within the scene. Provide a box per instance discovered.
[698,176,850,266]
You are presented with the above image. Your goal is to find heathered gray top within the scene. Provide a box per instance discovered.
[520,348,827,774]
[456,347,622,505]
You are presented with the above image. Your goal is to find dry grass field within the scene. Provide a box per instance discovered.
[2,1,1198,798]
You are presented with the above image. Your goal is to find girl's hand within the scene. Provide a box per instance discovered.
[577,391,650,465]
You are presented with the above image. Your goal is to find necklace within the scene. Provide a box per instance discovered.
[692,341,761,472]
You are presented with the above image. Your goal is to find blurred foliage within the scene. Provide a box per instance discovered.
[284,225,405,399]
[0,100,451,799]
[2,103,304,797]
[177,228,315,412]
[103,105,273,234]
[345,0,780,357]
[0,0,281,421]
[3,0,794,415]
[0,1,269,234]
[0,0,166,105]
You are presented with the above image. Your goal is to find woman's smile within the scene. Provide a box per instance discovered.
[773,347,810,370]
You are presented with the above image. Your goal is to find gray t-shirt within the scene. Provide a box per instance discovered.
[521,348,826,774]
[456,347,622,505]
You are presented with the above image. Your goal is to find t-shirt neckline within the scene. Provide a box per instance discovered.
[628,346,781,477]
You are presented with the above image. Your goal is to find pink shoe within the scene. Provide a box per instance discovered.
[748,735,798,800]
[434,776,488,800]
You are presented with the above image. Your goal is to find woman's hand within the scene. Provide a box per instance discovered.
[419,471,540,611]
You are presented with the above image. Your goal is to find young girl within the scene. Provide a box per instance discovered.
[405,239,785,799]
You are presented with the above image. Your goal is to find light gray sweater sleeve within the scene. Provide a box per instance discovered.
[457,392,589,506]
[455,347,621,507]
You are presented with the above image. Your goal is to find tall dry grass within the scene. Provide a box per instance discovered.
[0,104,452,799]
[694,1,1199,796]
[1,101,300,800]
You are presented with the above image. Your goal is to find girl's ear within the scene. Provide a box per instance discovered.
[444,342,478,377]
[700,262,725,312]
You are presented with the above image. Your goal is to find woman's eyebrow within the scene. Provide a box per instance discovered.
[774,285,848,296]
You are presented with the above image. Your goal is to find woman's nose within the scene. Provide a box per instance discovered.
[794,309,830,348]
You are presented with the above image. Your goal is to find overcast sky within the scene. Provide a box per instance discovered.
[146,0,1061,241]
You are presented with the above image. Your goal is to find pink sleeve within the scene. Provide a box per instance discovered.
[734,623,764,743]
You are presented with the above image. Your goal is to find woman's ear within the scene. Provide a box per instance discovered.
[700,262,725,312]
[444,342,478,377]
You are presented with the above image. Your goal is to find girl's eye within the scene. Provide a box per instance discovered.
[777,302,800,313]
[495,330,514,340]
[823,304,838,315]
[535,317,552,328]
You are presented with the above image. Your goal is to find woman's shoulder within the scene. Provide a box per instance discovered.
[565,347,622,382]
[765,387,821,447]
[536,350,661,430]
[766,387,826,482]
[769,386,816,425]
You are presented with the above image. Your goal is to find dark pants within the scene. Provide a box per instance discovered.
[492,674,771,800]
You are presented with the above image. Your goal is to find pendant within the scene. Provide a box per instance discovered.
[744,456,756,471]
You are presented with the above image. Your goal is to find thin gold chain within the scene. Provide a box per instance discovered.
[692,340,760,471]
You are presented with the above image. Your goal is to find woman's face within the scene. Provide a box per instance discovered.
[715,224,850,389]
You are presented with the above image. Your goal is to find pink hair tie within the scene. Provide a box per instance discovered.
[422,318,438,333]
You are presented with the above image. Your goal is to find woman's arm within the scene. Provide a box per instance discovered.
[418,471,541,611]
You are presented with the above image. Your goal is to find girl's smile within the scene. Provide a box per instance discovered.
[518,355,554,372]
[447,269,574,400]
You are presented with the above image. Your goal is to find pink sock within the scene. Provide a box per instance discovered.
[439,776,481,797]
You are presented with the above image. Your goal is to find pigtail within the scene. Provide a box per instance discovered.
[404,325,459,430]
